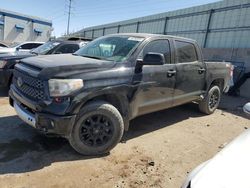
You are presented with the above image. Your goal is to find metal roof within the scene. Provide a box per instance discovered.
[0,8,52,26]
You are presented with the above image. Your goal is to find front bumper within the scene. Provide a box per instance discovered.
[9,88,76,137]
[0,69,12,87]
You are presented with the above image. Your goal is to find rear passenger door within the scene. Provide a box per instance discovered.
[173,40,206,106]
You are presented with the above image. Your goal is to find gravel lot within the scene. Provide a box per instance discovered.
[0,87,249,188]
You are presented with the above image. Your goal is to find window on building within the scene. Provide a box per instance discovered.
[34,28,43,36]
[15,24,24,33]
[175,41,198,63]
[36,32,42,36]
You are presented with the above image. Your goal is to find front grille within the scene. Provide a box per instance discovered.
[13,69,45,100]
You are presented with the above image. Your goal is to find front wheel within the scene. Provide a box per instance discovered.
[69,101,124,155]
[199,85,221,115]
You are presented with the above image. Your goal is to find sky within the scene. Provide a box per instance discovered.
[0,0,221,37]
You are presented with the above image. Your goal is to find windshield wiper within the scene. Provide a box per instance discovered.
[80,55,102,60]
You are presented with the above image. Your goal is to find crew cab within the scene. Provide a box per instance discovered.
[0,40,87,87]
[9,33,232,155]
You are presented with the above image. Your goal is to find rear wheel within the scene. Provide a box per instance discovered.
[199,85,221,115]
[69,101,124,155]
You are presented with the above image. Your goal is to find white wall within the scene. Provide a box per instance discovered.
[32,22,52,42]
[3,16,52,43]
[0,15,4,41]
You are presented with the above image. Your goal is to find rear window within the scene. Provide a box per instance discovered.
[175,41,198,63]
[53,44,79,54]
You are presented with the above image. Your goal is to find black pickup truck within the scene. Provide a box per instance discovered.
[9,33,232,155]
[0,40,86,87]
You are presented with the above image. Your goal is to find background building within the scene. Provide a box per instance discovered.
[74,0,250,49]
[0,8,52,44]
[73,0,250,97]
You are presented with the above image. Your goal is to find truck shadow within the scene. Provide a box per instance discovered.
[0,87,8,97]
[219,94,250,119]
[0,95,248,174]
[123,103,203,141]
[0,116,95,174]
[0,103,202,174]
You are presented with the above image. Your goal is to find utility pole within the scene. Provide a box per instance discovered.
[67,0,72,35]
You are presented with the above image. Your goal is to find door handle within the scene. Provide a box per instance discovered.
[167,70,176,77]
[198,68,206,74]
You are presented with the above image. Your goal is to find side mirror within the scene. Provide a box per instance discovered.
[16,46,21,51]
[143,52,165,65]
[243,103,250,115]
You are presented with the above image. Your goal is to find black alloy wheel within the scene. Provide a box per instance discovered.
[209,89,220,110]
[199,85,221,115]
[69,101,124,155]
[79,114,114,147]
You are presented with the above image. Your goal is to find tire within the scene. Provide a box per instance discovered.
[69,101,124,155]
[199,85,221,115]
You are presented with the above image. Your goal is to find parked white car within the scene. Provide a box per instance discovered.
[243,103,250,115]
[182,129,250,188]
[0,41,44,54]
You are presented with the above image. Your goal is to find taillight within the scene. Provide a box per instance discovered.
[230,65,234,78]
[226,63,234,78]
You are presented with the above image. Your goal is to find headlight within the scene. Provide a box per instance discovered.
[49,79,84,97]
[0,60,7,68]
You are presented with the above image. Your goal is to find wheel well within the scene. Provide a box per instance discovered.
[82,94,130,130]
[83,94,127,118]
[210,79,224,91]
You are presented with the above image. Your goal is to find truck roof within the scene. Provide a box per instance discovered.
[109,33,196,43]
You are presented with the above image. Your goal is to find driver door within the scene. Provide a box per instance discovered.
[133,39,176,117]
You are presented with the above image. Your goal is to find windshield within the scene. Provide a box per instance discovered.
[74,36,144,62]
[31,41,60,55]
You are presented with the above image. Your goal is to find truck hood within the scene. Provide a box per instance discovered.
[20,54,117,78]
[182,130,250,188]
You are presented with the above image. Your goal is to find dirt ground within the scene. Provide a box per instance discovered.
[0,87,249,188]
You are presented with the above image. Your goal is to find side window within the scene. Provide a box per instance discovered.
[20,43,35,50]
[53,44,80,54]
[175,41,198,63]
[32,43,43,49]
[142,40,171,64]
